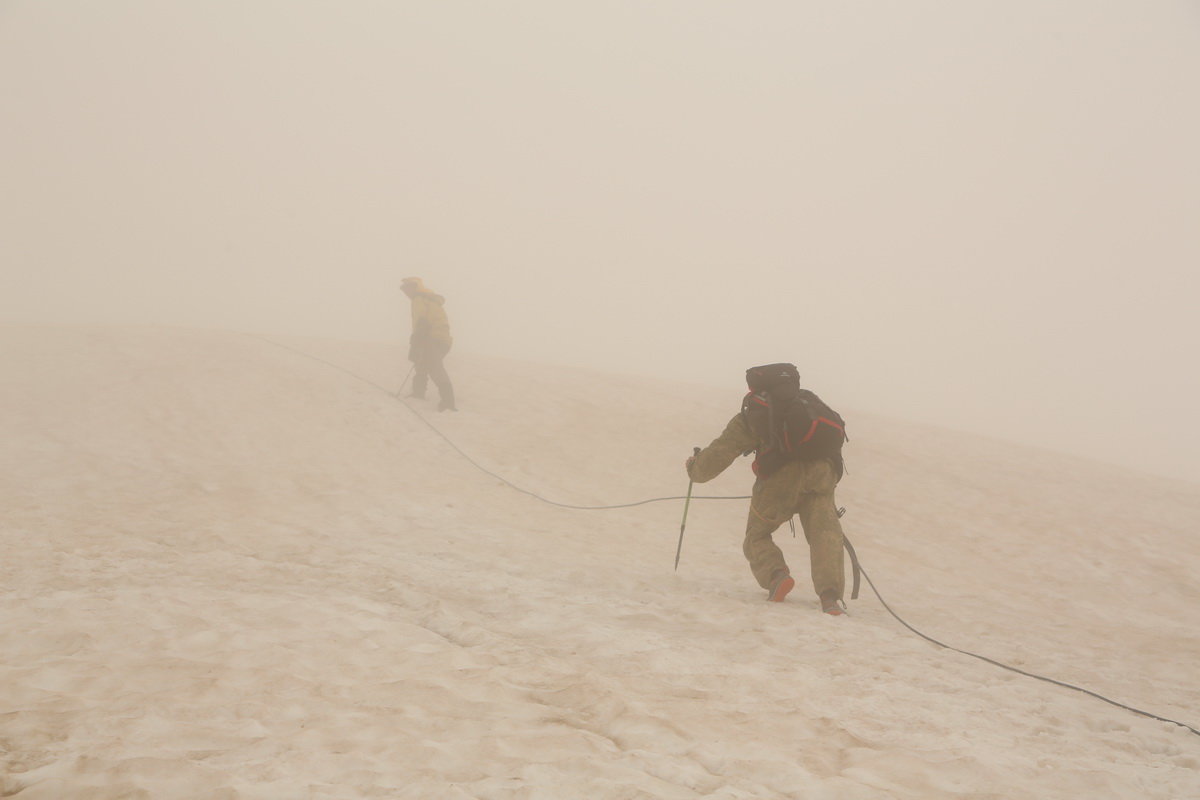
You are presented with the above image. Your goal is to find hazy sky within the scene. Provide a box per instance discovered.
[2,1,1198,482]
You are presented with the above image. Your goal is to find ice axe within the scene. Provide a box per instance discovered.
[674,447,701,571]
[394,364,415,398]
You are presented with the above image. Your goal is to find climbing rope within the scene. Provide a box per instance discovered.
[855,562,1200,737]
[255,334,1200,738]
[254,334,750,510]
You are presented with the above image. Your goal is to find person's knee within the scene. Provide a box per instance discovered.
[743,527,771,556]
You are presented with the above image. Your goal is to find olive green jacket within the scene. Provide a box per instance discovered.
[687,413,760,483]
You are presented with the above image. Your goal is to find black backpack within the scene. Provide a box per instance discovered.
[740,363,847,479]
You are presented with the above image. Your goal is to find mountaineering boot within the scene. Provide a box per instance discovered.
[438,399,458,412]
[820,590,845,616]
[767,570,795,602]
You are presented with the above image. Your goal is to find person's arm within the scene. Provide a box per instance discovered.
[686,413,758,483]
[411,297,433,340]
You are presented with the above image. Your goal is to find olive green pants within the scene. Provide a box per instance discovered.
[742,458,845,600]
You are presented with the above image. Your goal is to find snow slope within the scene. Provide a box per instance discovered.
[1,325,1197,799]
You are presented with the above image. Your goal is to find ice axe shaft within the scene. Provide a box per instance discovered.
[395,364,415,398]
[674,447,701,571]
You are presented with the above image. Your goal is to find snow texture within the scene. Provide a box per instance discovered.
[2,325,1197,799]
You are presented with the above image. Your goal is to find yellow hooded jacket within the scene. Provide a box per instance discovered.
[403,278,452,350]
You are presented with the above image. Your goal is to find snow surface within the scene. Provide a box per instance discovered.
[2,325,1197,799]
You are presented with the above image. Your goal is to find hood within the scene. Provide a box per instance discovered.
[402,277,445,303]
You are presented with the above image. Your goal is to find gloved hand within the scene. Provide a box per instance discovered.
[685,446,701,476]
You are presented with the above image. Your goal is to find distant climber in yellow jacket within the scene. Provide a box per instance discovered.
[400,277,456,412]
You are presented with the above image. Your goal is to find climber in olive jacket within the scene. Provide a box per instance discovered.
[686,371,847,614]
[401,277,456,411]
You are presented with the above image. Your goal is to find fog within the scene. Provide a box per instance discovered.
[2,0,1198,483]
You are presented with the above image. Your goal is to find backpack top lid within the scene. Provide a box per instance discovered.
[745,363,800,394]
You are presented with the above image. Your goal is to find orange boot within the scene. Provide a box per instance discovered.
[820,590,845,616]
[768,571,795,602]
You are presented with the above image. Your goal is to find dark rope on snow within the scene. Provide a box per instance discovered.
[254,335,751,510]
[855,558,1200,737]
[257,334,1200,738]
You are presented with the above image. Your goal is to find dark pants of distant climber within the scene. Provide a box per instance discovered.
[412,340,455,411]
